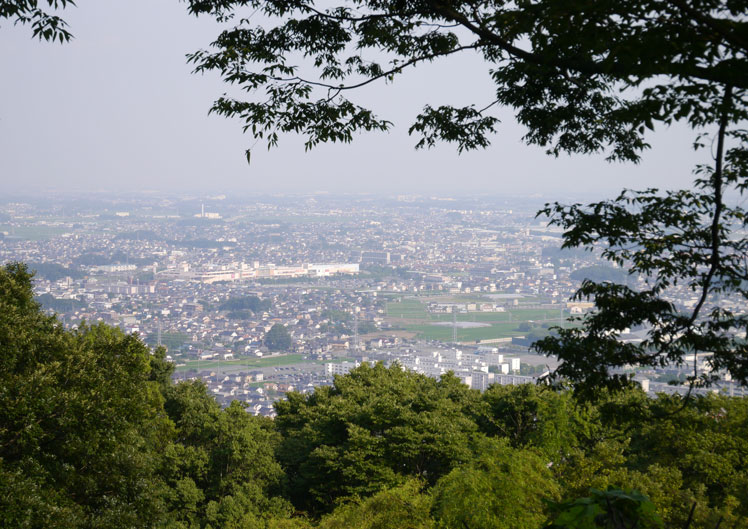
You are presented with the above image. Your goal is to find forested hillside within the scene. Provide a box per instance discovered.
[1,262,746,529]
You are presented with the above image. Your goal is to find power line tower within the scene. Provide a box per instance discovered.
[157,320,162,347]
[452,308,457,343]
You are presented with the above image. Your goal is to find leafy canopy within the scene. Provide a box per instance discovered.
[545,488,663,529]
[0,263,291,529]
[219,295,271,313]
[0,263,171,528]
[431,437,560,529]
[185,0,747,157]
[0,0,76,42]
[273,362,479,513]
[265,322,293,351]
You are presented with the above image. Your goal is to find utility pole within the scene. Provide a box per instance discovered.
[452,308,457,343]
[353,312,359,352]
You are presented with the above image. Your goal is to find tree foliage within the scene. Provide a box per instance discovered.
[1,0,76,42]
[274,363,479,513]
[316,479,433,529]
[161,381,291,528]
[35,292,86,313]
[185,0,747,156]
[27,262,84,281]
[265,323,293,351]
[219,295,271,313]
[475,383,588,459]
[545,488,663,529]
[0,263,290,529]
[431,438,560,529]
[0,263,170,528]
[534,125,748,394]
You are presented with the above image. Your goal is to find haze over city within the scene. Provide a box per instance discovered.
[1,0,704,196]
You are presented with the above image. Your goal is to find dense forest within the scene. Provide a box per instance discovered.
[1,263,746,529]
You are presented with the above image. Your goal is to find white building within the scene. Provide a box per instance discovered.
[325,361,361,376]
[470,371,495,391]
[306,263,360,277]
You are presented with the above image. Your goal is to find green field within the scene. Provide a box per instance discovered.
[429,312,513,323]
[402,322,526,342]
[386,299,570,342]
[428,310,564,323]
[175,353,306,372]
[386,299,429,318]
[388,299,564,321]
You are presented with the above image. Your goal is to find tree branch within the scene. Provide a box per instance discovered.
[271,43,481,92]
[688,83,733,328]
[426,1,748,89]
[666,0,748,53]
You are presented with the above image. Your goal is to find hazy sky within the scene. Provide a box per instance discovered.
[0,1,710,197]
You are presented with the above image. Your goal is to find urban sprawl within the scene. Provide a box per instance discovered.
[1,193,744,416]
